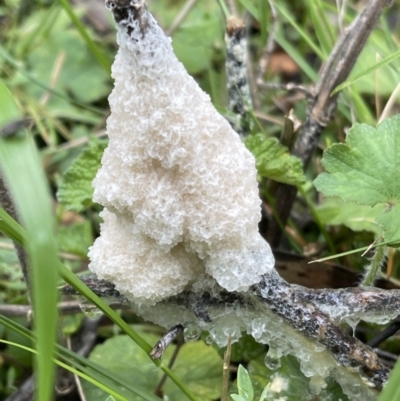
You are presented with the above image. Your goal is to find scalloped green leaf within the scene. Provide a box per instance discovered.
[57,139,107,212]
[314,115,400,244]
[245,134,305,186]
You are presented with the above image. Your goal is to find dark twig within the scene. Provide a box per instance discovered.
[267,0,391,246]
[0,175,31,298]
[367,320,400,348]
[154,335,184,397]
[150,325,183,359]
[4,375,35,401]
[258,82,313,99]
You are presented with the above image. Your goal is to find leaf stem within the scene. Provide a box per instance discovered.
[361,245,387,286]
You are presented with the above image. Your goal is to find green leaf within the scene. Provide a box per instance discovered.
[82,333,175,401]
[317,197,384,235]
[105,397,117,401]
[245,134,305,186]
[259,382,270,401]
[163,341,223,401]
[83,335,222,401]
[236,365,254,401]
[314,115,400,244]
[57,139,107,212]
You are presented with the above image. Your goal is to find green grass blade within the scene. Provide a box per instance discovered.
[0,307,196,401]
[0,315,162,401]
[236,0,258,20]
[274,3,326,61]
[0,84,58,401]
[258,0,268,46]
[308,1,331,57]
[378,359,400,401]
[332,47,400,95]
[308,238,400,264]
[58,0,111,73]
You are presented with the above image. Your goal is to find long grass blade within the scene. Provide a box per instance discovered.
[332,48,400,95]
[0,82,58,401]
[58,0,111,73]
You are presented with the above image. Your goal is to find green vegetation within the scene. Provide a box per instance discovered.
[1,0,400,401]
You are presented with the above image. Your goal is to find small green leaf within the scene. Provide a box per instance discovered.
[258,382,270,401]
[314,115,400,244]
[236,365,254,401]
[105,396,117,401]
[84,335,220,401]
[57,139,107,212]
[245,134,305,186]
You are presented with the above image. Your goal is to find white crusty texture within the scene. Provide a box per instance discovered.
[88,5,274,303]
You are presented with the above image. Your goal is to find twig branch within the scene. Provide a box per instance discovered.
[150,325,183,359]
[0,175,31,299]
[61,272,400,389]
[368,320,400,348]
[258,82,313,99]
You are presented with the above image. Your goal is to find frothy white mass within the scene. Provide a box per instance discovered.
[88,5,274,303]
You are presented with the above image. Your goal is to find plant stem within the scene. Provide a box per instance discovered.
[361,245,387,286]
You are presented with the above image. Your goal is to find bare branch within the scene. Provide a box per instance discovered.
[150,325,183,359]
[61,272,399,389]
